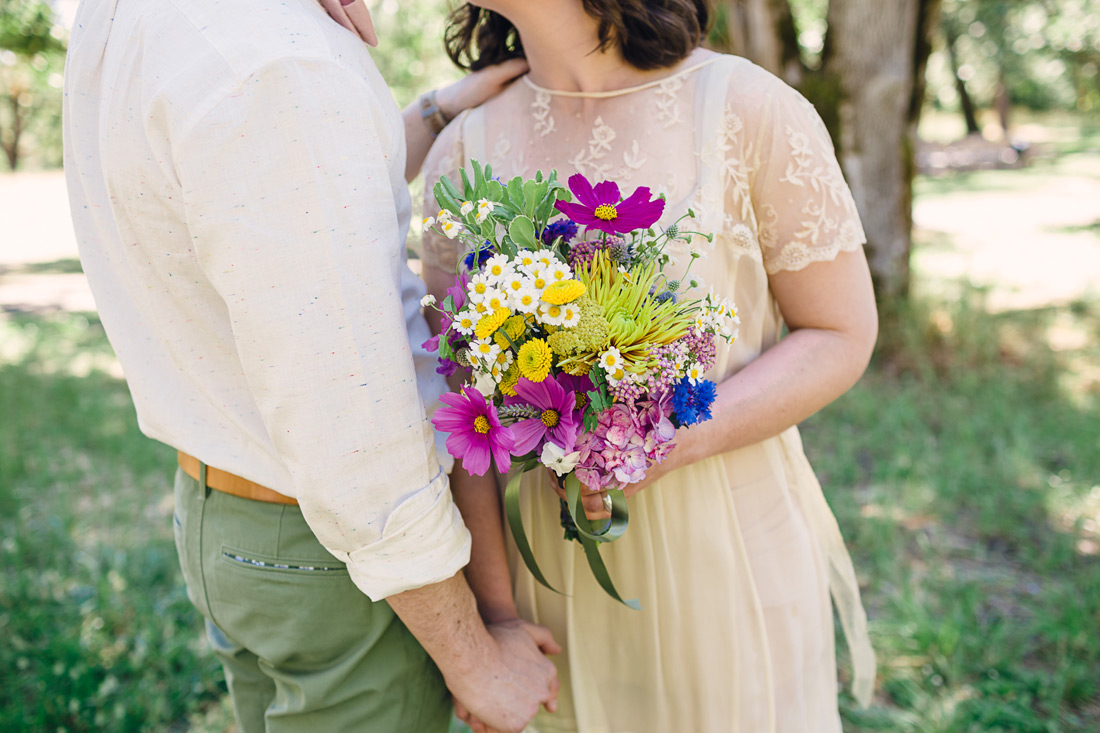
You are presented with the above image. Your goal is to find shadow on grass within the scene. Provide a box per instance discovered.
[802,289,1100,731]
[0,311,225,731]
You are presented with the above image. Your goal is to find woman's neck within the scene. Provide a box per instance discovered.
[509,3,672,93]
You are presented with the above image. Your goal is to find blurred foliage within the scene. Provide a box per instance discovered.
[0,0,66,170]
[932,0,1100,115]
[367,0,461,108]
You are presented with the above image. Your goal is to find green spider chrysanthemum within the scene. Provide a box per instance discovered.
[556,252,695,376]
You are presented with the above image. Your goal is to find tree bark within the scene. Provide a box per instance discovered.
[718,0,785,77]
[824,0,921,301]
[3,90,22,170]
[943,23,981,135]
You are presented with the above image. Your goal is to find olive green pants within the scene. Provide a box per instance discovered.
[173,467,452,732]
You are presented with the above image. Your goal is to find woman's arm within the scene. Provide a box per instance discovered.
[424,263,521,623]
[626,251,877,501]
[403,59,528,182]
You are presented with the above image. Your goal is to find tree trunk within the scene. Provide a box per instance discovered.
[824,0,921,301]
[718,0,785,77]
[943,24,981,136]
[994,66,1010,140]
[3,91,22,170]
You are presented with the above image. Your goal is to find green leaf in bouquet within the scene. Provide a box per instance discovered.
[441,295,454,313]
[522,180,543,219]
[509,216,537,250]
[437,332,454,360]
[507,176,524,209]
[433,179,462,219]
[459,167,474,199]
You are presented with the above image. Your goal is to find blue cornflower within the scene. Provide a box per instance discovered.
[671,379,717,427]
[541,219,579,247]
[463,241,495,270]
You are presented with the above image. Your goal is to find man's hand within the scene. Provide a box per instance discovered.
[449,619,561,733]
[319,0,378,46]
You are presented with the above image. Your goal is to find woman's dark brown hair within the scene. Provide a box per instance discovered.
[445,1,711,72]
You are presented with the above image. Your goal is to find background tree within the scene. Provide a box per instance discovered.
[710,0,942,301]
[0,0,66,171]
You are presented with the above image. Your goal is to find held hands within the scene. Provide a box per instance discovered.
[451,619,561,733]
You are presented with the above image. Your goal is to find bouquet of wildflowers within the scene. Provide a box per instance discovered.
[423,162,739,608]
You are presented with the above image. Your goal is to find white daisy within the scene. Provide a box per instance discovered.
[475,199,495,223]
[421,216,435,232]
[460,200,474,216]
[419,294,436,308]
[538,302,567,327]
[686,363,704,386]
[501,271,529,295]
[599,346,623,373]
[547,262,572,282]
[528,271,550,294]
[470,338,501,368]
[482,288,509,312]
[440,220,461,239]
[532,248,558,270]
[512,286,540,314]
[483,254,513,281]
[467,273,493,303]
[559,304,581,329]
[452,310,477,336]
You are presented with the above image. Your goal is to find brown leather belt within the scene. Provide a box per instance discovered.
[177,451,299,506]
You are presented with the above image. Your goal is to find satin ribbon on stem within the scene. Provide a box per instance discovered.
[504,465,639,610]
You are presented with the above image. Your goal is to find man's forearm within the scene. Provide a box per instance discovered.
[386,571,493,691]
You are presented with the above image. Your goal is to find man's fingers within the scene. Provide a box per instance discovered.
[341,0,379,46]
[545,673,561,713]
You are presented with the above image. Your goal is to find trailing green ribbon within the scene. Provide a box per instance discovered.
[504,462,563,596]
[564,474,640,610]
[503,466,639,610]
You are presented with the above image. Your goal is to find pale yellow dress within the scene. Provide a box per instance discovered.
[422,51,875,733]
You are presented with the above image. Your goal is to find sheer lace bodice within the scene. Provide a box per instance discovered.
[420,52,874,733]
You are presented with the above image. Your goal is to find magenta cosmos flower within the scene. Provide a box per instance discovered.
[554,173,666,236]
[506,377,580,455]
[431,387,515,476]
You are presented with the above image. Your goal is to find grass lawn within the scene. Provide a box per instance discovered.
[2,155,1099,730]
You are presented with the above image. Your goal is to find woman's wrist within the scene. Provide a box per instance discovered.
[418,89,452,138]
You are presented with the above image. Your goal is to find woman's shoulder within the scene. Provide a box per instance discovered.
[698,51,808,109]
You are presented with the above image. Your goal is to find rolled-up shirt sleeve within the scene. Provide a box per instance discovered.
[175,56,470,600]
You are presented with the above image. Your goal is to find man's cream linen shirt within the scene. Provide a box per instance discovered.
[63,0,470,599]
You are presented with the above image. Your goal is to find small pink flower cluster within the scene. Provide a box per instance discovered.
[681,327,717,371]
[574,392,676,491]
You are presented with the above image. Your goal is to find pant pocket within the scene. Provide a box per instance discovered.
[173,468,211,620]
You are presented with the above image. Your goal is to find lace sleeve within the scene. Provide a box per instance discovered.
[420,112,467,275]
[750,83,866,275]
